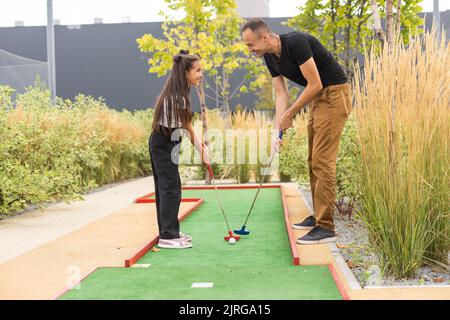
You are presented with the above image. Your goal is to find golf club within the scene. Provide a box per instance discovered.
[234,130,283,236]
[207,164,241,242]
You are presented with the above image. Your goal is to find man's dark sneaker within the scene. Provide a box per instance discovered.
[296,226,336,244]
[292,215,316,230]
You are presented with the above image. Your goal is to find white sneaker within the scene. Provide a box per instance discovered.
[157,238,192,249]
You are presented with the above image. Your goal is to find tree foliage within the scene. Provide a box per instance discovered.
[137,0,267,112]
[287,0,424,79]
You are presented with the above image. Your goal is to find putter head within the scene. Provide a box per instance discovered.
[224,230,241,241]
[234,226,250,236]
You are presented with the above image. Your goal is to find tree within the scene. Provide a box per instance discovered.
[395,0,402,35]
[287,0,373,79]
[287,0,424,79]
[386,0,394,47]
[205,10,267,115]
[371,0,385,43]
[369,0,424,46]
[137,0,266,116]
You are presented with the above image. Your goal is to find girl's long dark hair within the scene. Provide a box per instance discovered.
[152,50,199,136]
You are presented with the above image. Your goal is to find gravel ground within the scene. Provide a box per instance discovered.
[299,186,450,287]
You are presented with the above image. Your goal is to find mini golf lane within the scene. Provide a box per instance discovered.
[59,187,342,300]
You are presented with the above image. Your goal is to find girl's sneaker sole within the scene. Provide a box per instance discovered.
[157,243,192,249]
[157,239,192,249]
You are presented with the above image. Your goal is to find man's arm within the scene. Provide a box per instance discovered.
[279,57,323,129]
[272,75,289,129]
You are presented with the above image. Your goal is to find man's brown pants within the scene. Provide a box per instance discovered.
[307,82,352,231]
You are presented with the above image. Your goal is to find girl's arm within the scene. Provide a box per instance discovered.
[184,122,211,166]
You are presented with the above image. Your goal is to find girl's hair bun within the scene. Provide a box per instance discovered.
[173,54,182,63]
[173,50,190,62]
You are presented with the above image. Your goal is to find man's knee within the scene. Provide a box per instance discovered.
[311,160,335,181]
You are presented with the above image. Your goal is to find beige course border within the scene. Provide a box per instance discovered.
[0,201,198,300]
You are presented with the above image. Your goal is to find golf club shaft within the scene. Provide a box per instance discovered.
[241,130,283,227]
[241,151,276,227]
[208,165,232,231]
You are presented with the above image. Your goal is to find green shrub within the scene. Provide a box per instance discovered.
[0,86,153,218]
[279,124,309,185]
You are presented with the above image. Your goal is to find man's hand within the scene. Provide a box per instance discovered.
[279,109,294,130]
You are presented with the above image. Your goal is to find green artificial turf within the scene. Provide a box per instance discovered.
[60,188,342,300]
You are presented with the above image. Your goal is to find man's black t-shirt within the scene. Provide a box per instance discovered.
[263,32,348,88]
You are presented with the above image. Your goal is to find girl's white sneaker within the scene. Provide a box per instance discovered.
[157,238,192,249]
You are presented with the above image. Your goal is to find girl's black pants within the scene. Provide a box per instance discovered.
[149,129,182,240]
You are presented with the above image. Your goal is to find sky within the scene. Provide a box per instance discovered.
[0,0,448,27]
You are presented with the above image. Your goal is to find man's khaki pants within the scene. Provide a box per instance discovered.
[307,82,352,231]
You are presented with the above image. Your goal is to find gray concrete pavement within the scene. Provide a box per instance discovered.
[0,176,154,264]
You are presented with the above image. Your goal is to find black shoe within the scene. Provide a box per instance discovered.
[292,216,316,230]
[296,226,336,245]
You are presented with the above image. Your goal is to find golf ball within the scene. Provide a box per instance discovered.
[228,238,236,245]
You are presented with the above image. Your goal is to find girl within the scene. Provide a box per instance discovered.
[149,49,210,249]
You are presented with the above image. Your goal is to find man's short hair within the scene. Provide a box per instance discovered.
[241,18,274,37]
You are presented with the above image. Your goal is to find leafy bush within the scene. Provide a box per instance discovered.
[278,123,309,186]
[0,86,153,218]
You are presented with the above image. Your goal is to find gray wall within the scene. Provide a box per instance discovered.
[0,13,448,111]
[0,22,166,110]
[0,18,290,111]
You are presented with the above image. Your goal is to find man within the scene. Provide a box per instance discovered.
[241,18,352,244]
